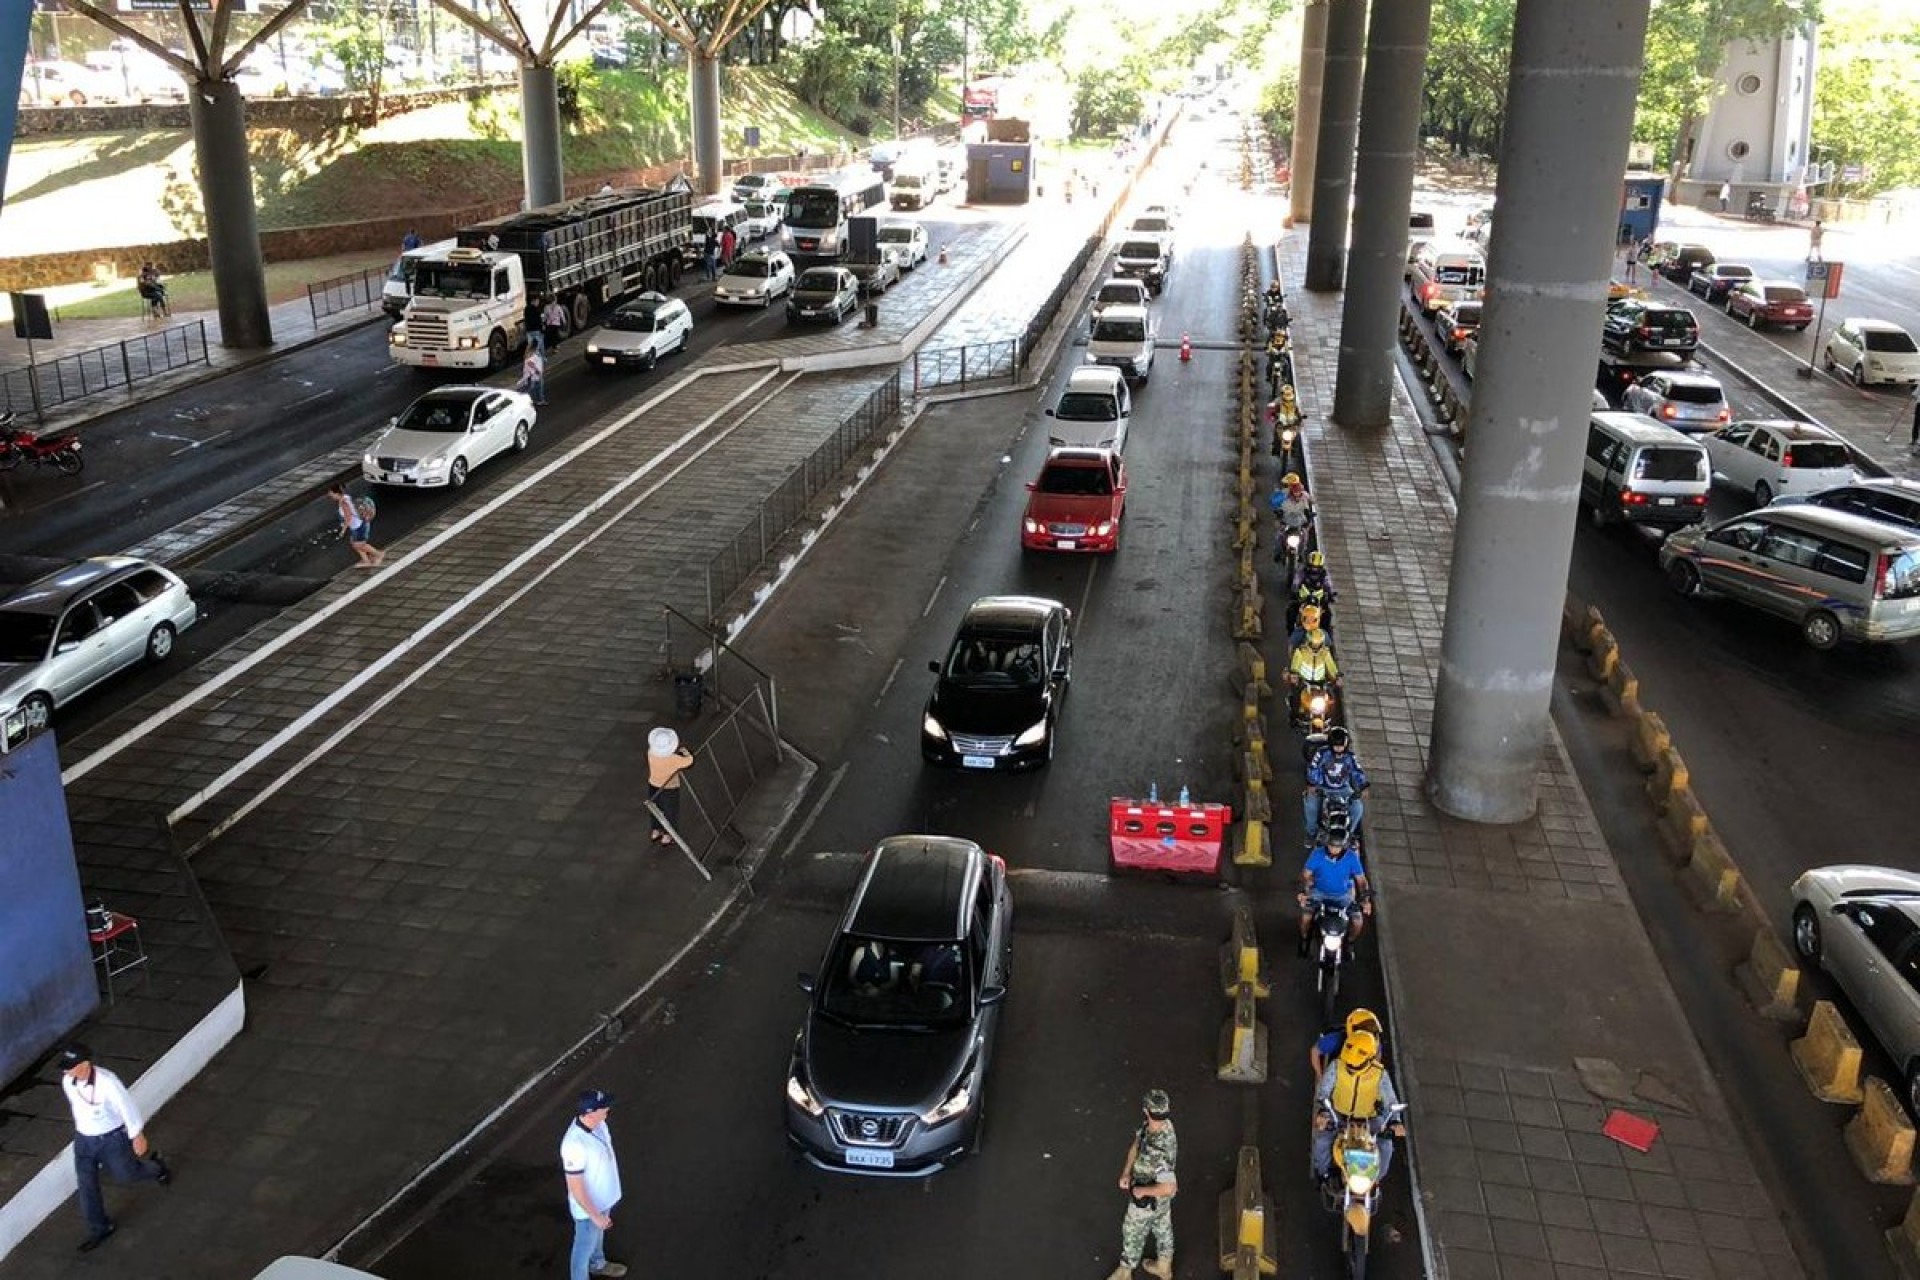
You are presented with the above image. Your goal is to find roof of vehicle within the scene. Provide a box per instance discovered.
[1420,240,1483,259]
[1042,447,1119,468]
[1732,418,1842,441]
[877,221,922,235]
[725,250,783,266]
[1845,318,1913,333]
[1589,411,1703,443]
[0,557,156,616]
[959,595,1064,633]
[1728,503,1920,547]
[617,292,682,315]
[1707,262,1753,274]
[1612,300,1696,317]
[1640,370,1722,390]
[1745,279,1807,293]
[1116,239,1167,256]
[1094,303,1150,324]
[411,386,491,406]
[847,835,987,942]
[1065,366,1126,391]
[796,267,850,285]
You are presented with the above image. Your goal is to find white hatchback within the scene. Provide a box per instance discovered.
[714,250,796,308]
[876,220,929,269]
[363,386,535,489]
[1703,419,1858,506]
[1824,319,1920,388]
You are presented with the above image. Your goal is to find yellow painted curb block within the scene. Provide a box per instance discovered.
[1792,999,1866,1105]
[1216,1146,1279,1276]
[1847,1077,1917,1185]
[1734,926,1803,1022]
[1233,818,1271,868]
[1218,905,1271,998]
[1648,745,1691,806]
[1216,984,1269,1083]
[1684,828,1741,911]
[1628,710,1671,772]
[1662,785,1709,850]
[1883,1189,1920,1280]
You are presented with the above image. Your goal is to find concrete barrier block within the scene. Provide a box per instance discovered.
[1585,628,1620,681]
[1582,605,1607,648]
[1236,643,1271,696]
[1602,658,1639,716]
[1684,827,1741,912]
[1215,1146,1279,1277]
[1847,1077,1917,1185]
[1242,782,1272,825]
[1734,926,1803,1022]
[1791,999,1866,1105]
[1232,818,1271,868]
[1233,591,1263,641]
[1218,906,1271,998]
[1216,984,1269,1084]
[1648,745,1691,806]
[1628,710,1671,771]
[1883,1188,1920,1280]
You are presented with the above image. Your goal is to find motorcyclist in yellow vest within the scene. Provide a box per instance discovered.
[1312,1030,1405,1182]
[1288,625,1340,691]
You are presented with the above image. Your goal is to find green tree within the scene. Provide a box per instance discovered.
[1421,0,1512,159]
[1812,46,1920,196]
[309,2,392,114]
[1070,64,1147,136]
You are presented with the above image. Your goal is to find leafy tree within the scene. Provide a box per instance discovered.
[1257,65,1297,149]
[1633,0,1821,179]
[1421,0,1511,159]
[309,2,392,114]
[1811,43,1920,196]
[1070,63,1148,136]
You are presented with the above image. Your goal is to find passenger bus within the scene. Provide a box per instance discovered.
[781,169,888,261]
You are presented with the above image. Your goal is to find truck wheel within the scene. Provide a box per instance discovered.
[569,293,591,334]
[488,330,509,371]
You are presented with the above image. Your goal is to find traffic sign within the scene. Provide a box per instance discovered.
[1804,261,1844,299]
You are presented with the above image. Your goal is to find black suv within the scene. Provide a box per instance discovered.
[1659,243,1715,283]
[785,835,1013,1175]
[920,595,1072,770]
[1602,300,1700,356]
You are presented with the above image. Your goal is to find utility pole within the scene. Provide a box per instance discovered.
[892,1,901,138]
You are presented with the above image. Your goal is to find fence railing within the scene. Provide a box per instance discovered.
[1021,236,1102,365]
[1,319,211,416]
[907,338,1020,394]
[307,265,388,324]
[698,371,902,626]
[645,683,785,882]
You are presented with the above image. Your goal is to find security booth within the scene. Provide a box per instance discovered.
[966,118,1033,204]
[1617,172,1665,245]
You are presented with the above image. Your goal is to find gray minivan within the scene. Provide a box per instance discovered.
[1659,505,1920,649]
[1581,412,1710,529]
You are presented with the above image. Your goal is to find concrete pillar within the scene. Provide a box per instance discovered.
[1304,0,1367,291]
[1332,0,1433,424]
[189,79,271,349]
[1426,0,1652,823]
[1288,1,1328,225]
[690,51,723,196]
[519,61,564,209]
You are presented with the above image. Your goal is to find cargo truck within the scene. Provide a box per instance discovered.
[390,178,692,372]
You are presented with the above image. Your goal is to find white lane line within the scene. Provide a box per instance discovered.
[67,365,770,786]
[921,574,946,617]
[167,370,795,827]
[168,429,231,456]
[874,657,904,705]
[1072,556,1099,634]
[289,388,335,410]
[782,762,850,859]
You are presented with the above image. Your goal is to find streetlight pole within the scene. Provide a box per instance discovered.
[892,3,901,139]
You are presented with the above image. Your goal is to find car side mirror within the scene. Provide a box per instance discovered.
[979,984,1006,1006]
[928,660,941,674]
[389,416,399,427]
[797,972,815,994]
[56,641,79,655]
[1025,481,1037,491]
[1044,408,1055,417]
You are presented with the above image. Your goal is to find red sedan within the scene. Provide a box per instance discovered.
[1022,448,1126,553]
[1725,279,1813,331]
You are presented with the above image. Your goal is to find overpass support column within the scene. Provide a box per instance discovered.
[690,51,723,196]
[520,61,565,209]
[1303,0,1366,291]
[1332,0,1432,423]
[1426,0,1653,822]
[189,79,271,349]
[1287,0,1328,226]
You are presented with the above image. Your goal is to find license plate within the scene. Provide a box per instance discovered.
[846,1147,894,1169]
[961,755,996,770]
[599,354,617,364]
[1658,497,1676,505]
[1056,539,1077,550]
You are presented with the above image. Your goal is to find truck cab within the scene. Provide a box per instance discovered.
[389,247,528,371]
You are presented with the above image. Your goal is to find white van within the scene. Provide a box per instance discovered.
[685,201,750,264]
[1086,304,1156,384]
[382,238,456,317]
[1409,241,1486,313]
[1580,411,1710,529]
[1046,366,1132,452]
[890,155,938,210]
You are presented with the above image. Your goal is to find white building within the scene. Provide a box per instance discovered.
[1681,29,1817,218]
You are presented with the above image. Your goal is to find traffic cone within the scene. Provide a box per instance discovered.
[1180,332,1192,362]
[938,244,949,265]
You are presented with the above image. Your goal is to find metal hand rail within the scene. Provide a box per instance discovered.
[1,319,210,415]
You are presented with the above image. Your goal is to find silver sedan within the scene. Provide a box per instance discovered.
[1792,864,1920,1115]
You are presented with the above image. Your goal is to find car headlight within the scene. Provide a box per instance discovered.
[1023,518,1043,534]
[820,230,839,250]
[922,713,947,740]
[586,344,601,355]
[417,456,449,473]
[786,1072,824,1117]
[1346,1173,1375,1196]
[1014,718,1049,746]
[454,335,478,350]
[1092,521,1114,536]
[388,329,408,346]
[920,1080,974,1125]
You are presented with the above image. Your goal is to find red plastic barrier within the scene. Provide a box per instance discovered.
[1109,798,1231,877]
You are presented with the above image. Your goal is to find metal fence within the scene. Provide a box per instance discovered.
[699,371,902,626]
[0,319,211,415]
[645,683,786,882]
[907,338,1020,394]
[307,264,388,324]
[1021,235,1102,364]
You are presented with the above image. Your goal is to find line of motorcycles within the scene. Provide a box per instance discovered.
[0,411,85,475]
[1264,282,1399,1280]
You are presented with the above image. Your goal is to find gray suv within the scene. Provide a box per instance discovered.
[0,557,200,732]
[785,835,1012,1175]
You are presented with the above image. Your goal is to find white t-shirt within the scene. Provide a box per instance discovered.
[560,1118,622,1220]
[62,1066,146,1139]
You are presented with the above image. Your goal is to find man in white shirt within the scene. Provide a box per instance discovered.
[561,1089,627,1280]
[57,1043,170,1252]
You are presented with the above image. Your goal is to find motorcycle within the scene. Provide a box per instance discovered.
[1322,1102,1409,1279]
[1307,789,1358,850]
[0,414,84,476]
[1306,894,1353,1022]
[1292,677,1338,735]
[1274,525,1309,579]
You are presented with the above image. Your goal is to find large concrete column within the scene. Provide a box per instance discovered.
[690,51,723,196]
[1287,1,1328,225]
[1332,0,1433,424]
[189,80,271,349]
[1426,0,1652,822]
[1303,0,1367,291]
[519,61,564,208]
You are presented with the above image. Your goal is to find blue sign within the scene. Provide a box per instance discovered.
[744,125,761,149]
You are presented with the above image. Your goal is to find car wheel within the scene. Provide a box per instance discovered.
[1725,297,1737,316]
[1748,309,1761,330]
[488,330,509,371]
[145,622,176,663]
[1792,903,1822,964]
[1823,350,1835,373]
[1802,608,1842,651]
[513,420,531,452]
[1755,481,1774,506]
[21,692,52,731]
[644,349,658,372]
[448,457,469,488]
[1854,364,1867,386]
[1667,559,1701,596]
[1586,499,1609,529]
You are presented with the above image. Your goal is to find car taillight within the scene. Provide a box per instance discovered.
[1875,552,1893,599]
[1715,408,1730,422]
[1783,449,1796,467]
[1620,489,1647,505]
[1451,326,1466,342]
[1661,405,1677,418]
[1420,282,1440,302]
[1690,495,1708,506]
[1637,325,1653,338]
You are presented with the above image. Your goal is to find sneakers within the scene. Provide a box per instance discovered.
[77,1224,115,1252]
[590,1265,629,1278]
[152,1153,172,1186]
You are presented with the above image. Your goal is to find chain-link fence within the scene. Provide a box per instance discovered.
[907,338,1020,394]
[1,320,211,415]
[306,265,388,323]
[699,371,902,626]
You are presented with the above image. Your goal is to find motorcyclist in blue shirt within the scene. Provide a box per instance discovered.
[1304,726,1369,846]
[1296,821,1372,956]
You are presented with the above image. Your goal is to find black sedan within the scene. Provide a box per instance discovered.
[1687,261,1753,303]
[921,596,1072,771]
[787,266,860,325]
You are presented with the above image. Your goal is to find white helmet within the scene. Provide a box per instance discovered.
[648,727,680,755]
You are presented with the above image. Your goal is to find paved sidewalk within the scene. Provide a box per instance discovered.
[1277,236,1805,1279]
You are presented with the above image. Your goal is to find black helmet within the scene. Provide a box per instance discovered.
[1327,726,1351,750]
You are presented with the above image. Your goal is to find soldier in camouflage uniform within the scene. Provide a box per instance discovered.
[1107,1089,1177,1280]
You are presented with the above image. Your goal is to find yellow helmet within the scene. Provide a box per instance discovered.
[1340,1029,1380,1069]
[1281,472,1302,489]
[1297,604,1323,629]
[1305,628,1329,649]
[1345,1008,1382,1039]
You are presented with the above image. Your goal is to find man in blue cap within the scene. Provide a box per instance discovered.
[58,1042,170,1252]
[561,1088,627,1279]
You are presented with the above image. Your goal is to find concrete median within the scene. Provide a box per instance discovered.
[1734,925,1803,1022]
[1846,1077,1916,1185]
[1628,709,1671,771]
[1215,1145,1278,1278]
[1885,1189,1920,1278]
[1218,906,1272,999]
[1662,784,1710,852]
[1792,999,1866,1105]
[1216,982,1270,1084]
[1648,744,1691,807]
[1683,827,1742,911]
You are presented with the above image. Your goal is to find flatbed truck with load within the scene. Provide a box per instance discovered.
[390,177,693,371]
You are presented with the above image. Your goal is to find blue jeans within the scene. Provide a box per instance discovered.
[569,1215,607,1280]
[1304,788,1364,838]
[73,1127,165,1236]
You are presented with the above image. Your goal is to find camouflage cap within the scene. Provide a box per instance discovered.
[1142,1089,1171,1117]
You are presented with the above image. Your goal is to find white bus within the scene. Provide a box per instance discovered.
[781,169,888,261]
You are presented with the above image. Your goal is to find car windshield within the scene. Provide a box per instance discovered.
[1864,329,1919,354]
[1119,240,1162,258]
[1131,217,1170,233]
[1056,392,1118,421]
[1664,383,1723,405]
[879,228,914,243]
[1634,448,1706,482]
[787,191,840,225]
[1092,318,1147,344]
[1786,442,1852,469]
[727,260,772,279]
[1097,284,1142,305]
[1718,265,1754,279]
[413,264,491,299]
[395,398,474,432]
[798,269,841,290]
[0,612,55,663]
[818,936,971,1029]
[942,631,1046,686]
[386,256,410,284]
[1039,464,1114,496]
[1765,286,1807,303]
[607,310,658,332]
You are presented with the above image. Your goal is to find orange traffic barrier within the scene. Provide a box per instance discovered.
[1109,797,1231,876]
